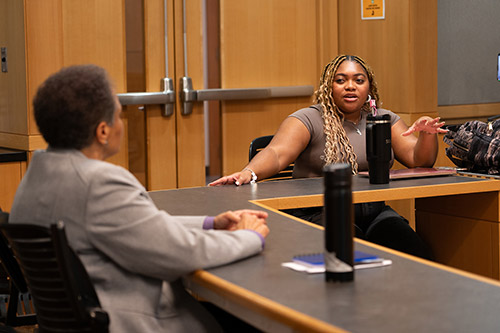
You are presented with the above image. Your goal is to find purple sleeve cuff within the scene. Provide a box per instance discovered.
[246,230,265,249]
[203,216,214,230]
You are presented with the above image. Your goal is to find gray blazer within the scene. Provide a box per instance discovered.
[9,149,263,332]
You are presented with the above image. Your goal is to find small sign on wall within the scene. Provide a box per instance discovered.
[361,0,385,20]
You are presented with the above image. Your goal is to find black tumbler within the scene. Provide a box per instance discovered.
[323,163,354,282]
[366,114,392,184]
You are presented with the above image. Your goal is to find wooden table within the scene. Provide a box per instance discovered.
[150,175,500,332]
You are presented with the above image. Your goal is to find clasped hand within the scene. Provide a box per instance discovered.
[214,209,269,237]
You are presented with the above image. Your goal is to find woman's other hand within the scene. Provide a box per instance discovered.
[401,116,448,136]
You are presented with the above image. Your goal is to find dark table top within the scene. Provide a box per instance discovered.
[0,148,27,163]
[149,176,500,332]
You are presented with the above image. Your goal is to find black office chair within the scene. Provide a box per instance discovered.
[0,211,37,330]
[0,221,109,333]
[249,135,294,181]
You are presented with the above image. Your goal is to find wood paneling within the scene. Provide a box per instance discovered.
[173,0,206,187]
[124,0,146,186]
[144,0,177,190]
[0,0,28,135]
[416,192,500,278]
[317,0,339,69]
[25,0,63,137]
[206,0,221,177]
[220,0,337,175]
[61,1,126,85]
[5,0,129,167]
[338,0,437,115]
[416,192,500,224]
[417,211,499,279]
[0,0,128,166]
[0,132,45,151]
[59,0,128,167]
[0,161,25,212]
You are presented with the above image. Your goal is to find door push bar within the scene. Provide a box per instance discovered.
[117,77,314,117]
[117,78,175,117]
[179,77,314,115]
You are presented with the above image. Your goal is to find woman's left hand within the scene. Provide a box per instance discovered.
[401,116,448,136]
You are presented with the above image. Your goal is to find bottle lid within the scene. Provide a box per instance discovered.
[367,113,390,123]
[323,163,352,187]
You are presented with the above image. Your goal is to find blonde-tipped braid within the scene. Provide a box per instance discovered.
[314,55,381,174]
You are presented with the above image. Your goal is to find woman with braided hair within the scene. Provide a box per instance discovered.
[210,55,447,258]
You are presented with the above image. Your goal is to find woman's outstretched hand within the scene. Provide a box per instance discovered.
[208,170,253,186]
[401,116,448,136]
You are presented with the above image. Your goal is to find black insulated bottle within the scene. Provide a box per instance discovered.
[366,114,392,184]
[323,163,354,282]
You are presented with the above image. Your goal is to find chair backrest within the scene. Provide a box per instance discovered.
[0,211,8,225]
[0,222,109,333]
[249,135,294,181]
[0,212,37,328]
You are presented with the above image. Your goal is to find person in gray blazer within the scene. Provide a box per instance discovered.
[9,64,269,332]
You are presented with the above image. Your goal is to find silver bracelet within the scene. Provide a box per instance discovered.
[243,168,257,184]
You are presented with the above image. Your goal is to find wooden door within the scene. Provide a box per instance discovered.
[218,0,339,175]
[124,0,205,189]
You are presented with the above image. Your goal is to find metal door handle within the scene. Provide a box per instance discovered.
[117,78,175,117]
[179,77,314,115]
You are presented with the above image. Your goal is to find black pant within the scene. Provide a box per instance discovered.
[283,202,433,260]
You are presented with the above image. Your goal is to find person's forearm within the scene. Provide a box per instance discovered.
[244,147,282,181]
[413,132,439,167]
